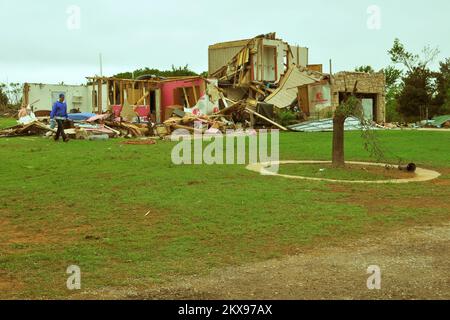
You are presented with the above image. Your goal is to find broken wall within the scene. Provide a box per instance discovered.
[331,72,386,123]
[24,83,103,113]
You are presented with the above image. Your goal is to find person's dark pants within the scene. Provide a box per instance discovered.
[55,119,67,141]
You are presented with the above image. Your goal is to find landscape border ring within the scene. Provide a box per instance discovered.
[246,161,441,184]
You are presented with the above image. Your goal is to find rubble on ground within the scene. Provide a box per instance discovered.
[288,117,382,132]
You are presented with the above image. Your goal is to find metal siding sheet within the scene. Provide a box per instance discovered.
[287,117,370,132]
[265,68,319,108]
[291,46,308,67]
[208,46,247,75]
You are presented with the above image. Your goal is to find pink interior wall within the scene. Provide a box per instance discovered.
[160,78,205,108]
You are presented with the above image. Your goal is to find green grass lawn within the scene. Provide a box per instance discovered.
[0,117,18,129]
[0,130,449,299]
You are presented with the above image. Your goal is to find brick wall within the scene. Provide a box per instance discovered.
[331,72,386,122]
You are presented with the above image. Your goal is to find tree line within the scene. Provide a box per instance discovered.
[113,65,207,79]
[0,83,22,108]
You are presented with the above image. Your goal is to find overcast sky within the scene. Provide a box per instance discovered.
[1,0,449,84]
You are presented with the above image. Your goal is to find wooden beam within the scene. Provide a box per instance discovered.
[120,81,124,105]
[136,91,150,106]
[182,87,190,108]
[132,81,135,105]
[97,79,102,114]
[192,85,198,104]
[113,81,117,105]
[107,80,111,109]
[245,107,288,131]
[92,81,96,113]
[155,89,161,123]
[250,85,266,96]
[23,83,30,107]
[142,85,146,105]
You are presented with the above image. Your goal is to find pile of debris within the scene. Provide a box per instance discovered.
[0,120,54,137]
[288,117,383,132]
[380,114,450,130]
[423,115,450,129]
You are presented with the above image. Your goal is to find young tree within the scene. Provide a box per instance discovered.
[332,80,385,167]
[332,82,361,167]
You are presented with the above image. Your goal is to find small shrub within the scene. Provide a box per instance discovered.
[277,111,297,126]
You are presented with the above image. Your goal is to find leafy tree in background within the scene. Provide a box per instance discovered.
[383,66,402,89]
[114,65,199,79]
[388,38,439,73]
[382,66,402,122]
[0,84,9,107]
[0,83,22,109]
[397,68,435,121]
[388,38,440,121]
[355,65,375,73]
[433,58,450,115]
[6,83,22,106]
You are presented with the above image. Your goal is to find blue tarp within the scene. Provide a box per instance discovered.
[67,113,96,121]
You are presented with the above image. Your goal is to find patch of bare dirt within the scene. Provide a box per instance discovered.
[0,219,52,246]
[0,217,94,251]
[0,271,24,293]
[328,181,450,220]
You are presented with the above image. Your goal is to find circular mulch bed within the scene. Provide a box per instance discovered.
[246,161,441,184]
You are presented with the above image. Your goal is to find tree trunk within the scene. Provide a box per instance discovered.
[332,114,346,167]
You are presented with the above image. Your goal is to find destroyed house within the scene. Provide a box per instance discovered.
[87,76,206,123]
[209,33,309,85]
[22,83,103,115]
[24,76,207,123]
[209,33,386,124]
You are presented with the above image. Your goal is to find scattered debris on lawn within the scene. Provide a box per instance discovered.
[121,139,157,145]
[425,115,450,128]
[0,121,55,137]
[287,117,381,132]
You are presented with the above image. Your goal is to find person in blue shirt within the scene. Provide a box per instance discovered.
[50,93,69,142]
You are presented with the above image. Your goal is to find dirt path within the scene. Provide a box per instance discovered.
[91,222,450,300]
